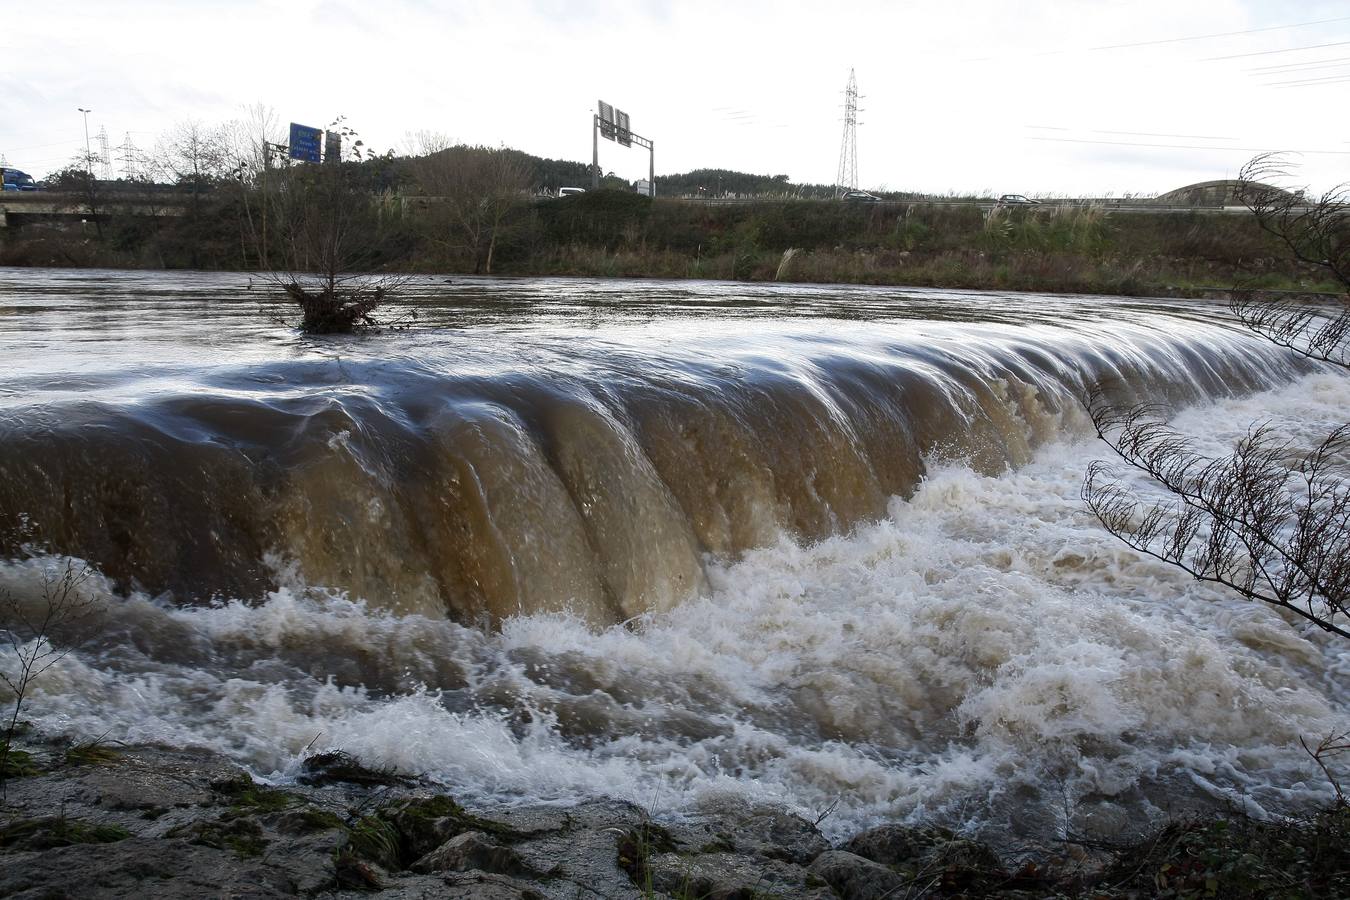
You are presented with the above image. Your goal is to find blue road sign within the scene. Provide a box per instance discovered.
[289,123,323,163]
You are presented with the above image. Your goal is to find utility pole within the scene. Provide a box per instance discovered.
[96,126,113,181]
[115,133,141,181]
[835,69,859,198]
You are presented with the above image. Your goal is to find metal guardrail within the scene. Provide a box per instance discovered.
[656,196,1243,213]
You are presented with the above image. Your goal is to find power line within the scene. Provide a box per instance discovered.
[968,16,1350,61]
[1254,62,1350,79]
[0,139,80,153]
[1087,16,1350,52]
[1273,75,1350,88]
[1249,55,1350,72]
[1030,136,1350,155]
[1029,125,1240,141]
[1264,72,1350,86]
[1204,40,1350,61]
[1092,129,1238,141]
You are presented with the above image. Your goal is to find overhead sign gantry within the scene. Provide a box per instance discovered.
[593,100,654,196]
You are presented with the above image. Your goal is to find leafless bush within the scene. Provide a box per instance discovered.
[1237,153,1349,289]
[1230,291,1350,369]
[0,562,100,793]
[1082,389,1350,640]
[1300,730,1350,809]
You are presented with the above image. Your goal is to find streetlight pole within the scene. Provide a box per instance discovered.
[77,108,93,173]
[76,107,100,236]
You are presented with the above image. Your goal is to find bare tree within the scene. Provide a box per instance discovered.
[48,150,106,238]
[1083,155,1350,640]
[220,104,284,269]
[152,119,229,266]
[406,138,533,275]
[153,119,228,203]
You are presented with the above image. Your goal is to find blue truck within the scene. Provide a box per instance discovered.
[1,168,38,191]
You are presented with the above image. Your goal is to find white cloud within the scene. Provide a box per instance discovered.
[3,0,1347,193]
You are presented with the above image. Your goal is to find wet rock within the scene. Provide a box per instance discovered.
[930,835,1003,872]
[646,850,830,900]
[683,798,830,865]
[808,849,908,900]
[85,770,209,811]
[843,822,953,866]
[511,802,647,900]
[842,822,1006,892]
[410,830,542,879]
[470,805,571,838]
[0,836,296,899]
[440,871,547,899]
[380,794,511,862]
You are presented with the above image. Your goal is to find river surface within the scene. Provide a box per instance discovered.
[1,268,1347,844]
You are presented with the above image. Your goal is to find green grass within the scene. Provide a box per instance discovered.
[64,739,122,767]
[0,815,131,851]
[169,817,268,858]
[0,742,40,779]
[210,772,297,815]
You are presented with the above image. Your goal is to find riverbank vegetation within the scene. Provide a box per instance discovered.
[1,127,1340,299]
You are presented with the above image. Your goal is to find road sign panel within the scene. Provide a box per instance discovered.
[289,123,323,163]
[598,100,616,141]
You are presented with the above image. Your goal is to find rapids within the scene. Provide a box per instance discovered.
[1,268,1347,843]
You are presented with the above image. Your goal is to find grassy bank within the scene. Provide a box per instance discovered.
[2,192,1341,298]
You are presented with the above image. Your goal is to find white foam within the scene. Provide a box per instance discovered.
[3,371,1349,842]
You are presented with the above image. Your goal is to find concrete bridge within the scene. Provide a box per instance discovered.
[0,192,187,227]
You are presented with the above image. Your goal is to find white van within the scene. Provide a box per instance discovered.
[557,187,586,198]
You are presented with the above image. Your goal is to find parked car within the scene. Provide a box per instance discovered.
[557,187,586,198]
[997,194,1040,206]
[841,189,880,202]
[1,168,38,191]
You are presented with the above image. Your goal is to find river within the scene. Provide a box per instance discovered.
[0,268,1346,845]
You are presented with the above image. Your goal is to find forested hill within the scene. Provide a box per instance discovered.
[501,151,850,199]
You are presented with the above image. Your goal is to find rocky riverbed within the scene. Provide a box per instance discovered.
[0,735,1090,899]
[2,736,1346,899]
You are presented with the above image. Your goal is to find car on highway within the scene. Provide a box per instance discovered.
[1,168,38,191]
[841,189,880,202]
[997,194,1040,206]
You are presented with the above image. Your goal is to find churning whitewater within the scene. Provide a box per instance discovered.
[1,270,1347,846]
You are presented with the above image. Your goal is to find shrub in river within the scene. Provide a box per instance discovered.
[250,117,410,334]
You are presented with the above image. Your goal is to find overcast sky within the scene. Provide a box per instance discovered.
[3,0,1348,195]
